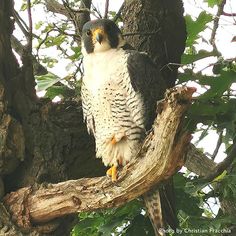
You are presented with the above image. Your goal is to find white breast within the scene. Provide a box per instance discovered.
[82,49,143,167]
[83,49,126,94]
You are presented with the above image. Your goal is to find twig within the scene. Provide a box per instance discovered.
[204,200,216,217]
[160,63,184,72]
[203,143,236,182]
[36,29,53,57]
[211,131,223,160]
[210,0,226,51]
[11,35,47,75]
[27,0,33,53]
[123,29,161,37]
[91,2,102,19]
[104,0,109,19]
[113,3,124,22]
[53,23,81,38]
[223,11,236,17]
[13,10,29,37]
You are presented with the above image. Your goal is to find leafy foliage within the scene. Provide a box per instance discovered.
[71,200,155,236]
[185,12,213,47]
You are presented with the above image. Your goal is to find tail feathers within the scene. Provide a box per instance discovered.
[143,188,165,236]
[143,179,178,236]
[159,180,178,230]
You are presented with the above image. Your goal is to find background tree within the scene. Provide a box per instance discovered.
[0,0,236,235]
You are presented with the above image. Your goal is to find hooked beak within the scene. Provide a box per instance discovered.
[96,33,103,44]
[93,28,104,44]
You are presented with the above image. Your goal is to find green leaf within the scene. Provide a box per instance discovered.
[41,57,58,68]
[199,70,236,99]
[205,0,222,7]
[35,21,44,30]
[213,170,227,182]
[72,200,144,236]
[174,174,204,216]
[185,12,213,46]
[20,3,27,11]
[35,73,60,91]
[45,85,74,99]
[181,50,217,65]
[126,215,154,236]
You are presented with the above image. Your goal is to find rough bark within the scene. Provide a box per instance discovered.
[122,0,186,87]
[3,87,193,231]
[185,144,217,176]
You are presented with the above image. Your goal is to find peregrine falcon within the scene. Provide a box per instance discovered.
[81,19,177,235]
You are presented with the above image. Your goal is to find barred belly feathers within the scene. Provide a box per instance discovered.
[82,48,145,167]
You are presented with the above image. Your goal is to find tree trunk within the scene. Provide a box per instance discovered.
[0,0,187,235]
[122,0,186,87]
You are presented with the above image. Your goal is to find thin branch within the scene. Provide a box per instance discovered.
[204,200,216,217]
[113,3,124,22]
[27,0,33,53]
[91,2,102,19]
[210,0,226,51]
[53,23,80,39]
[211,131,223,161]
[36,29,53,57]
[104,0,109,19]
[123,29,161,37]
[223,11,236,17]
[13,10,29,37]
[203,142,236,182]
[160,63,185,73]
[11,35,47,75]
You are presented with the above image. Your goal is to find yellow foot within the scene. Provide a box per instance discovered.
[106,166,117,182]
[111,136,117,145]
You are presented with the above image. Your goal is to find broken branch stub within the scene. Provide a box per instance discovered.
[4,86,194,229]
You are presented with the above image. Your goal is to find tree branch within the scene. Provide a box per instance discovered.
[203,142,236,182]
[104,0,109,19]
[13,10,29,37]
[222,11,236,17]
[4,87,194,229]
[26,0,33,53]
[211,130,223,160]
[11,35,47,75]
[113,3,124,22]
[123,30,161,37]
[45,0,71,18]
[185,144,217,177]
[210,0,226,52]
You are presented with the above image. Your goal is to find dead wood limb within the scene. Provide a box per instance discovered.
[4,87,194,229]
[185,144,217,176]
[44,0,71,18]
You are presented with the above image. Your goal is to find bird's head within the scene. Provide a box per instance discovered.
[81,19,124,54]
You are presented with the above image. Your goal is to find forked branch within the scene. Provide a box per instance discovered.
[4,87,194,229]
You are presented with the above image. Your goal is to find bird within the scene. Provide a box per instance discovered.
[80,18,177,235]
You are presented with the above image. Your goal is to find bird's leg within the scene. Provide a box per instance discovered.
[106,165,117,182]
[107,132,126,181]
[111,136,117,145]
[110,131,126,145]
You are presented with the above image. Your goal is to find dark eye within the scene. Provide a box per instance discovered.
[86,30,91,36]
